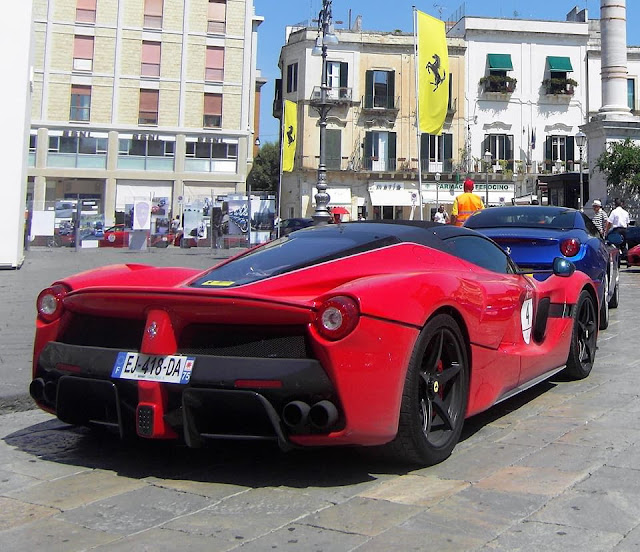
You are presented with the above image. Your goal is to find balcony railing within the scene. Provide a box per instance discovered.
[480,75,517,94]
[543,78,577,96]
[310,86,353,105]
[362,157,397,172]
[361,95,400,112]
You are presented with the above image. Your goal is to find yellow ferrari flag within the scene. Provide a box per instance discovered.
[417,11,449,135]
[282,100,297,172]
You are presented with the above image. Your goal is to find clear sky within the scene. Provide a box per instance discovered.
[253,0,640,145]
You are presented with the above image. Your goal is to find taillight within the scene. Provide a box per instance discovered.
[314,296,360,341]
[560,238,580,257]
[37,284,70,323]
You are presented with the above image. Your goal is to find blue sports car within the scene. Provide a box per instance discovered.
[465,206,620,330]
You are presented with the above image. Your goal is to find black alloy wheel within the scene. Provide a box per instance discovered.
[388,314,469,466]
[565,290,598,379]
[608,277,619,309]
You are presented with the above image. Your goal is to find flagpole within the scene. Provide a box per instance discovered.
[276,98,286,238]
[412,6,424,220]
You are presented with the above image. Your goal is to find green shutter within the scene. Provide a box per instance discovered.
[326,129,341,170]
[387,71,395,109]
[388,132,397,170]
[365,71,373,108]
[444,133,453,161]
[364,132,373,167]
[339,62,348,89]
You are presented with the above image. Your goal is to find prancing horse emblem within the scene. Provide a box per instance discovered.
[426,53,446,92]
[286,125,295,146]
[146,321,158,339]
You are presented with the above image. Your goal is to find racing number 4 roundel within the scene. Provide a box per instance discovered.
[521,298,533,344]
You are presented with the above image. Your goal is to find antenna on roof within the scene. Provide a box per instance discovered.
[433,3,446,19]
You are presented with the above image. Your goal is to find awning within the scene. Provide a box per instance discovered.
[487,54,513,71]
[547,56,573,72]
[331,206,350,215]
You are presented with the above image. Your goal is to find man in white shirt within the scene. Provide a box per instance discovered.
[605,197,631,256]
[433,205,450,224]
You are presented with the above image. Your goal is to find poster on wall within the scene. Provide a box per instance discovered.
[226,197,248,235]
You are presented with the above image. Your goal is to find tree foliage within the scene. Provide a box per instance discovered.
[595,138,640,200]
[247,142,280,193]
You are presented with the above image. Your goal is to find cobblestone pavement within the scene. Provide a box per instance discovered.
[2,248,640,550]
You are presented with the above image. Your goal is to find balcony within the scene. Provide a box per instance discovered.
[362,157,397,172]
[361,95,400,114]
[310,86,354,106]
[480,75,517,94]
[543,78,577,96]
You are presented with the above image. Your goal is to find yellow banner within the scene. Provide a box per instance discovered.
[282,100,297,172]
[417,11,449,135]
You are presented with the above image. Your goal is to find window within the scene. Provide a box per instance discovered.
[326,129,341,170]
[70,85,91,121]
[628,78,636,111]
[186,141,237,159]
[545,56,575,95]
[76,0,96,23]
[138,89,159,125]
[326,61,349,99]
[48,135,107,169]
[363,131,396,171]
[29,135,37,152]
[203,93,222,128]
[483,54,515,93]
[144,0,163,29]
[141,41,161,77]
[286,63,298,93]
[205,46,224,82]
[484,134,514,170]
[207,0,226,34]
[118,137,175,171]
[443,235,516,274]
[544,135,575,172]
[420,133,452,172]
[364,70,395,109]
[73,35,94,71]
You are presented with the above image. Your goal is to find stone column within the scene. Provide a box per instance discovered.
[598,0,632,119]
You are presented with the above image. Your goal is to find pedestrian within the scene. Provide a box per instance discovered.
[590,199,607,236]
[450,178,484,226]
[433,205,449,224]
[605,197,631,256]
[171,215,181,233]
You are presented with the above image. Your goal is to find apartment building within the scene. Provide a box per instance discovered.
[28,0,263,229]
[276,9,640,218]
[276,25,467,221]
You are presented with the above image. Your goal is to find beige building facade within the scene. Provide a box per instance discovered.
[28,0,263,229]
[277,26,469,221]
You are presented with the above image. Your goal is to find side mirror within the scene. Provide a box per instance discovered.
[553,257,576,277]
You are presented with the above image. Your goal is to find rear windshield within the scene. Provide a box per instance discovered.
[465,208,577,230]
[190,228,400,288]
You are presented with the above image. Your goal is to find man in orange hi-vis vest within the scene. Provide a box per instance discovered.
[450,179,484,226]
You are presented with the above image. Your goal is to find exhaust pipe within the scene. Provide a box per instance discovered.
[282,401,310,430]
[29,378,45,402]
[43,380,58,404]
[309,400,338,430]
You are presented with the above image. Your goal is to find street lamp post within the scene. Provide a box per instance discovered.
[575,131,587,211]
[311,0,338,225]
[435,172,441,215]
[483,150,492,206]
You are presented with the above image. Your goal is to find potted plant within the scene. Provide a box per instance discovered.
[479,75,517,93]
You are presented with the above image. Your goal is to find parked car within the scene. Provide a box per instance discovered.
[30,221,599,466]
[607,225,640,264]
[465,205,620,330]
[100,224,175,248]
[626,243,640,267]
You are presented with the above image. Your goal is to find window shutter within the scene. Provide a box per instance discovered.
[77,0,96,8]
[208,0,226,21]
[365,71,373,108]
[483,135,490,158]
[444,133,453,161]
[326,129,342,170]
[204,93,222,115]
[142,41,161,63]
[545,136,552,171]
[73,36,94,59]
[339,62,348,89]
[388,132,397,167]
[387,71,395,109]
[364,132,373,166]
[139,89,159,111]
[420,134,429,163]
[144,0,163,16]
[566,136,575,162]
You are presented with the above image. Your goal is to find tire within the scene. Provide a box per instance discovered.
[155,241,169,248]
[608,278,619,309]
[599,275,609,330]
[564,290,598,380]
[386,314,469,466]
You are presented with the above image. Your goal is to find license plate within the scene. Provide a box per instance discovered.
[111,352,195,384]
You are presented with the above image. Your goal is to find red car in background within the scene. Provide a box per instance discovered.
[100,225,174,248]
[30,221,599,466]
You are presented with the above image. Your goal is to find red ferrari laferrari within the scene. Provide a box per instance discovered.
[31,221,599,465]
